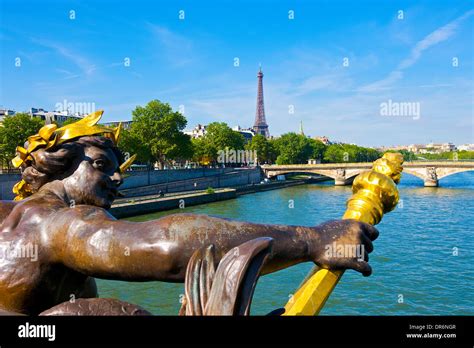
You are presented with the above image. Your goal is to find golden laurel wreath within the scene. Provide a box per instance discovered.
[11,110,136,200]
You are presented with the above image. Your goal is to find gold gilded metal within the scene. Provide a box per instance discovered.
[12,110,135,200]
[119,154,137,173]
[283,152,404,315]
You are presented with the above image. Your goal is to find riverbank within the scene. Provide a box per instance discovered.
[110,177,330,218]
[0,167,262,200]
[236,177,330,195]
[110,188,237,218]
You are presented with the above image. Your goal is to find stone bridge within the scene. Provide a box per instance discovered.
[261,161,474,187]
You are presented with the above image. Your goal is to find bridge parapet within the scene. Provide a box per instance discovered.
[261,161,474,187]
[261,164,371,185]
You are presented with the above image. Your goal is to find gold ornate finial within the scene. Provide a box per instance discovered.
[283,152,404,315]
[342,152,404,225]
[11,111,135,200]
[372,152,404,184]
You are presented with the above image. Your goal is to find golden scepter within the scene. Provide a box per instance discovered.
[283,152,404,316]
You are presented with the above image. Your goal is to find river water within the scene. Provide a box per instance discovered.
[97,172,474,315]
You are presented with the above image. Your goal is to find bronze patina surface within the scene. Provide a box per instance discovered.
[0,112,378,315]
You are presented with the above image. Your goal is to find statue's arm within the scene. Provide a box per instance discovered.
[47,205,376,282]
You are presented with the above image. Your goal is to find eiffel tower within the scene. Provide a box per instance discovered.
[253,66,270,137]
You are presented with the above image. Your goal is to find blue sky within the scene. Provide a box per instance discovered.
[0,0,473,146]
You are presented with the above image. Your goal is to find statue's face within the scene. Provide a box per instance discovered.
[62,145,123,209]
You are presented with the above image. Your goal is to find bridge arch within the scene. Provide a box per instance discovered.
[262,162,474,187]
[264,168,367,186]
[402,167,474,185]
[266,170,338,180]
[436,167,474,180]
[401,168,426,181]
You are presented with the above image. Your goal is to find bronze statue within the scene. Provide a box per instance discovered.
[0,111,378,315]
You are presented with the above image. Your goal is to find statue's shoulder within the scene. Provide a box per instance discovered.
[0,200,16,225]
[0,198,54,234]
[6,193,67,222]
[67,204,117,221]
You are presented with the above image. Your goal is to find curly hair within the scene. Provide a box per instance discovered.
[17,136,124,197]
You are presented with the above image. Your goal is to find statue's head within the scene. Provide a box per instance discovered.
[11,111,135,209]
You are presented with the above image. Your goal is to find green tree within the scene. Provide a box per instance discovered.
[0,113,45,169]
[273,133,314,164]
[323,144,381,163]
[323,144,346,163]
[192,122,245,165]
[245,134,277,164]
[457,151,474,160]
[205,122,245,152]
[309,139,327,162]
[130,100,192,169]
[118,128,152,165]
[59,117,82,126]
[384,149,417,162]
[191,137,214,165]
[417,150,474,161]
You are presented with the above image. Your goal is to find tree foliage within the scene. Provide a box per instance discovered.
[245,134,277,164]
[310,138,326,161]
[416,150,474,160]
[118,128,152,165]
[59,117,82,126]
[129,100,193,168]
[273,133,316,164]
[192,122,245,165]
[0,113,45,169]
[257,132,384,165]
[323,143,380,163]
[384,149,417,162]
[205,122,246,151]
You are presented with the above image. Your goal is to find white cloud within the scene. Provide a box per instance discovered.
[358,71,403,93]
[294,73,353,95]
[147,23,194,67]
[31,38,96,76]
[399,9,474,70]
[359,10,474,93]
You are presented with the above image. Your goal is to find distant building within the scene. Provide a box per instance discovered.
[377,145,411,152]
[29,107,84,125]
[232,125,255,143]
[406,144,424,153]
[407,143,456,154]
[0,107,119,126]
[307,158,321,164]
[426,142,456,153]
[1,107,85,125]
[185,124,255,143]
[314,136,331,145]
[184,124,207,139]
[0,109,15,116]
[101,121,133,130]
[0,109,15,123]
[457,144,474,151]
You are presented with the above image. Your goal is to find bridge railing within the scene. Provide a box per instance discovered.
[262,160,474,167]
[408,159,474,162]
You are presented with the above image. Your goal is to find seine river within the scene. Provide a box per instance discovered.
[98,172,474,315]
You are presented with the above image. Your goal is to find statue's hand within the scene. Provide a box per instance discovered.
[310,220,379,277]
